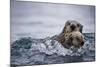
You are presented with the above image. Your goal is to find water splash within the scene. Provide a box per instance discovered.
[11,33,95,65]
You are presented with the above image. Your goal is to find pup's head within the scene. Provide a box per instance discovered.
[66,31,85,48]
[62,20,83,33]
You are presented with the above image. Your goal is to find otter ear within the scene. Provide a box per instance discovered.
[80,25,83,33]
[77,23,83,33]
[66,21,71,26]
[61,21,70,33]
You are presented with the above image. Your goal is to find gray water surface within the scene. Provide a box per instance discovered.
[11,33,95,66]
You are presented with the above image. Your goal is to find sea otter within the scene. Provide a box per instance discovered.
[56,20,85,48]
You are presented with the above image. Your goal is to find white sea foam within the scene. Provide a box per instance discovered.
[11,34,95,65]
[30,39,89,56]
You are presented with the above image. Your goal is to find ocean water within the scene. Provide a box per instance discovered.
[11,33,95,66]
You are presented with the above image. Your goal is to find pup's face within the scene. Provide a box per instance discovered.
[64,20,83,33]
[67,31,85,48]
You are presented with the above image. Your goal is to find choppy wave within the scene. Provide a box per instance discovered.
[11,33,95,66]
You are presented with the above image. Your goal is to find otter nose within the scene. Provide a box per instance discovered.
[81,42,84,46]
[70,24,76,30]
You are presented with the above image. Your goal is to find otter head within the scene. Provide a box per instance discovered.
[66,31,85,48]
[62,20,83,33]
[57,20,85,49]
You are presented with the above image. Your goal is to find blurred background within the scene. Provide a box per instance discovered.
[10,0,95,42]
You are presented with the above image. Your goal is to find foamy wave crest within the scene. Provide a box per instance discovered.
[11,35,95,65]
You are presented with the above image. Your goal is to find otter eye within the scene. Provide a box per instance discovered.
[66,22,70,25]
